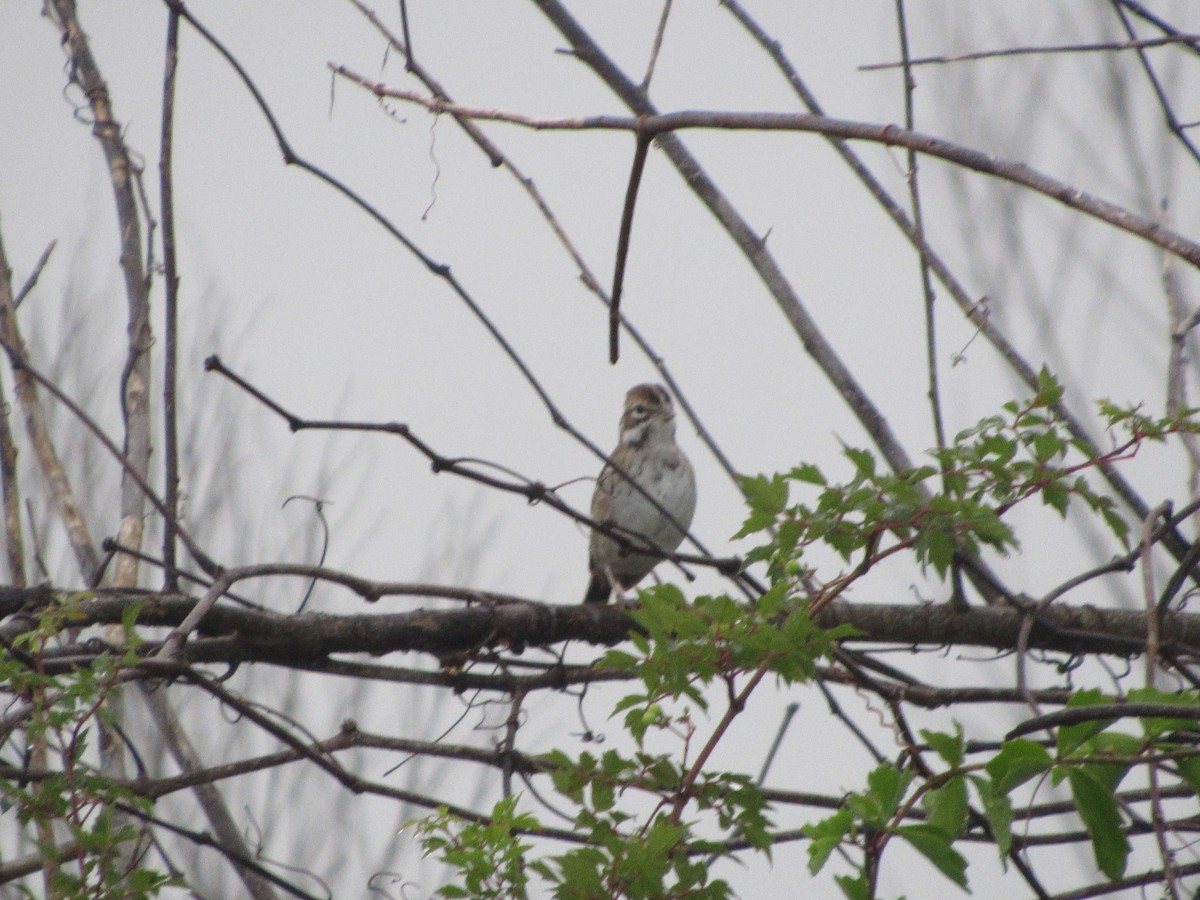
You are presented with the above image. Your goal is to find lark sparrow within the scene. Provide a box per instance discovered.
[583,384,696,604]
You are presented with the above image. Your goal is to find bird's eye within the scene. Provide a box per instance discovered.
[632,404,648,416]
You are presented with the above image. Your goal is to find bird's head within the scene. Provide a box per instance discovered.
[618,383,677,447]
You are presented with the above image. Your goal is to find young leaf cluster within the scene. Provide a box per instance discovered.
[1,601,179,899]
[413,377,1200,897]
[736,370,1193,593]
[805,687,1200,897]
[413,578,853,897]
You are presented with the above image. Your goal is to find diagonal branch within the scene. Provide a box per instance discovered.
[0,219,99,584]
[717,0,1200,579]
[47,0,155,589]
[203,355,741,583]
[0,335,215,576]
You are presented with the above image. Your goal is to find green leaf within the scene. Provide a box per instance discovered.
[866,764,913,822]
[826,525,865,561]
[740,473,789,516]
[843,445,876,477]
[1032,431,1065,462]
[803,808,854,874]
[790,463,827,485]
[601,649,641,672]
[1100,505,1131,547]
[969,511,1016,552]
[591,779,615,813]
[922,775,969,838]
[1035,366,1065,406]
[1057,733,1134,824]
[776,518,803,559]
[1125,687,1200,739]
[120,600,144,633]
[970,775,1013,859]
[894,823,969,889]
[985,739,1053,795]
[1067,768,1129,881]
[733,509,778,539]
[1175,755,1200,797]
[1041,481,1070,517]
[553,847,608,895]
[1057,689,1114,756]
[835,873,872,900]
[922,526,956,579]
[980,433,1017,464]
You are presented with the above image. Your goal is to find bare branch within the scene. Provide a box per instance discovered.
[608,135,650,363]
[6,589,1199,665]
[0,227,27,588]
[0,334,216,575]
[141,687,280,899]
[202,354,742,584]
[13,239,56,308]
[329,69,1200,272]
[0,222,99,583]
[343,0,751,504]
[160,5,182,593]
[46,0,154,588]
[860,33,1200,71]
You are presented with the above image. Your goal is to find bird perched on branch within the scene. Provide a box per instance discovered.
[584,383,696,604]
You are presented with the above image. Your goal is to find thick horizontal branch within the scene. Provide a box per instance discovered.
[824,599,1200,657]
[3,587,1197,666]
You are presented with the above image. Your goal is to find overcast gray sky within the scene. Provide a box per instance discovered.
[4,1,1200,896]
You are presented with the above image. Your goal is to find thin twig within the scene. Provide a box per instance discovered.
[1161,200,1200,540]
[1140,501,1179,898]
[160,4,182,592]
[860,33,1200,71]
[203,354,743,584]
[1006,702,1200,740]
[0,230,99,584]
[328,69,1200,271]
[640,0,673,91]
[717,0,1200,590]
[894,0,967,609]
[609,134,650,362]
[0,227,27,587]
[13,239,56,308]
[1142,503,1171,685]
[1110,2,1200,167]
[0,334,216,576]
[343,0,751,507]
[141,687,280,899]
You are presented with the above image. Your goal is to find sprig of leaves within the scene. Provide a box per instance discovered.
[2,599,180,899]
[737,370,1196,598]
[415,376,1200,898]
